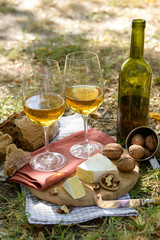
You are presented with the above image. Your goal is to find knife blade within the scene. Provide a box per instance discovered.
[94,194,160,209]
[149,156,160,170]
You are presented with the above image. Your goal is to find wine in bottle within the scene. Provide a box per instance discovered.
[117,19,152,145]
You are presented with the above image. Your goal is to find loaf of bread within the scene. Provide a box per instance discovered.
[0,111,59,151]
[4,144,31,176]
[0,132,12,162]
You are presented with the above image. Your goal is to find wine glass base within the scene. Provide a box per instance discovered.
[29,152,67,172]
[70,141,103,159]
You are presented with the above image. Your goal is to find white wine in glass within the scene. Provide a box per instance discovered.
[64,51,104,159]
[22,59,67,171]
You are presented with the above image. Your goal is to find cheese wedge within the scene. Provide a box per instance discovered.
[76,153,119,183]
[62,176,86,200]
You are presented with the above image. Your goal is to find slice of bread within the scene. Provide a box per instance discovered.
[0,132,12,162]
[4,144,31,176]
[0,111,58,151]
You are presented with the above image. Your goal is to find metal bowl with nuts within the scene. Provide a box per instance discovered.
[126,126,159,163]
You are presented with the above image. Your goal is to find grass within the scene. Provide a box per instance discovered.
[0,0,17,14]
[0,95,22,121]
[0,0,160,239]
[0,173,159,239]
[108,0,159,7]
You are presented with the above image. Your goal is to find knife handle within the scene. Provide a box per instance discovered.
[154,197,160,205]
[140,197,160,206]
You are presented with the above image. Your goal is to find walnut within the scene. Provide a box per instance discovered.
[103,143,123,160]
[49,187,59,196]
[144,147,151,158]
[93,184,100,191]
[100,173,120,191]
[61,205,70,214]
[131,134,145,146]
[129,144,145,159]
[145,134,157,152]
[105,174,113,186]
[155,134,160,158]
[56,205,73,214]
[117,156,135,173]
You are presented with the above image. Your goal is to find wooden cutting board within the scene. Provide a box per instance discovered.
[27,156,139,207]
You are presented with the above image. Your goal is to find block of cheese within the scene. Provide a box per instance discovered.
[76,153,119,183]
[62,176,86,200]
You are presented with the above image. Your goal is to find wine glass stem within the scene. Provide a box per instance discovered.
[82,115,89,143]
[43,126,50,154]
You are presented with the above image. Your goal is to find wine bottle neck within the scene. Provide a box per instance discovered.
[129,19,145,59]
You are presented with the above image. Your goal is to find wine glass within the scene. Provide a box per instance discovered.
[22,59,67,171]
[64,51,104,159]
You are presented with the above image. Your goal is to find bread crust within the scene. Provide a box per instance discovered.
[4,144,31,176]
[0,111,58,151]
[0,132,12,161]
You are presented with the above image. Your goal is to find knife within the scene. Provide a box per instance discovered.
[94,194,160,209]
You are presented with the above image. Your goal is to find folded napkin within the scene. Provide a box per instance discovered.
[10,128,116,190]
[22,186,138,224]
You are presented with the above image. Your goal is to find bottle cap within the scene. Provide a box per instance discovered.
[132,19,146,29]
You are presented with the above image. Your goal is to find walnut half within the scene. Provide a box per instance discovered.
[56,205,73,214]
[49,187,59,196]
[100,174,120,191]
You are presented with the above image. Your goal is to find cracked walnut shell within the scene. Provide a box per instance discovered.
[100,173,120,191]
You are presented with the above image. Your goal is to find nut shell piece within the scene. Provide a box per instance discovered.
[131,134,145,146]
[100,173,120,191]
[129,144,145,159]
[90,111,101,119]
[145,134,157,152]
[103,143,123,160]
[117,156,135,173]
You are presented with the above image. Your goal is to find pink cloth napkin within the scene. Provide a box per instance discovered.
[10,128,116,190]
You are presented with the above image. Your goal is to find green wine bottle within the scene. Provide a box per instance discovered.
[117,19,152,145]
